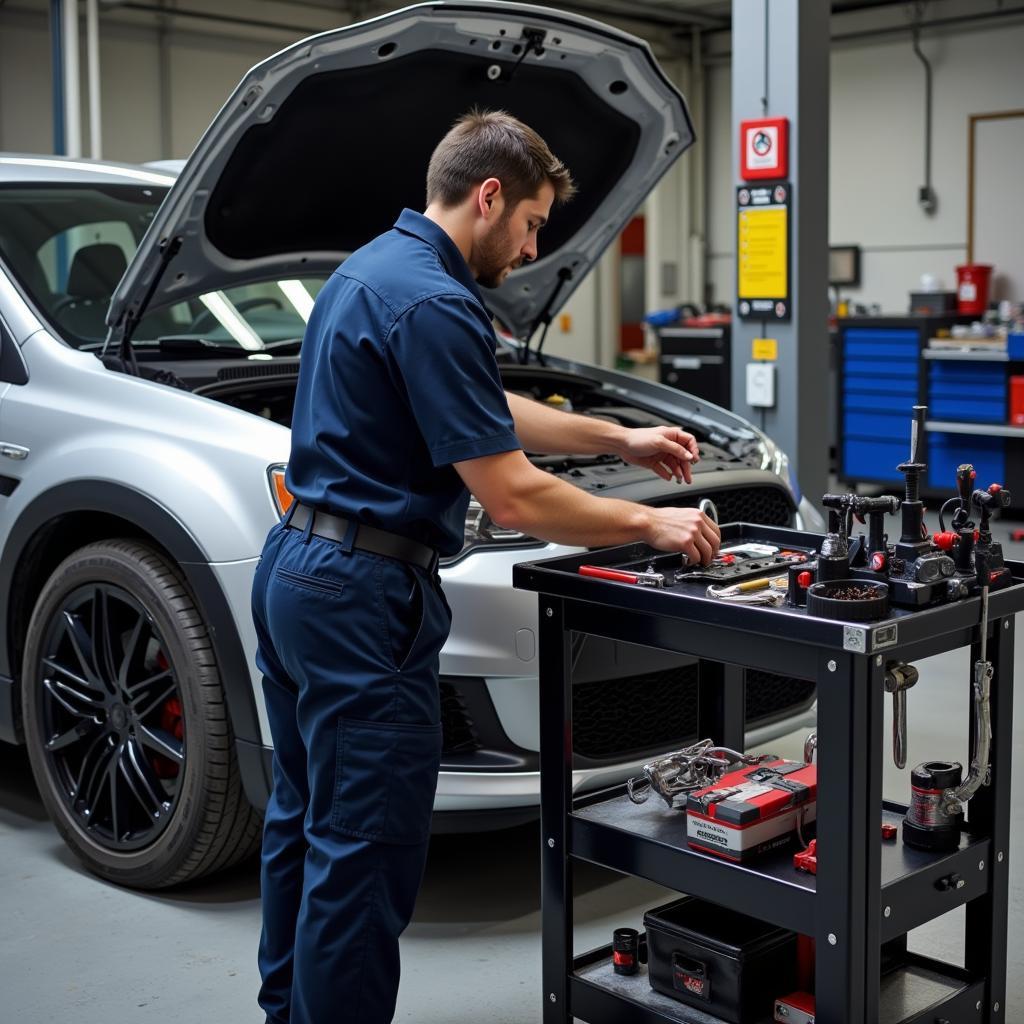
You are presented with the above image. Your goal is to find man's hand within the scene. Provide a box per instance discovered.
[645,507,721,564]
[617,426,701,485]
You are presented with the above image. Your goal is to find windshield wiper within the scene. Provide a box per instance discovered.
[262,338,303,354]
[155,336,256,357]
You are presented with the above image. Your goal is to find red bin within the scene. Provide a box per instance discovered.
[1010,375,1024,425]
[955,263,993,315]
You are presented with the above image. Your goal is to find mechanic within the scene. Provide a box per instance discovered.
[251,109,721,1024]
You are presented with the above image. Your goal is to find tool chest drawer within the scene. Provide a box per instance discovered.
[844,358,918,380]
[843,327,920,360]
[927,363,1007,422]
[842,439,906,482]
[842,410,912,441]
[928,433,1005,490]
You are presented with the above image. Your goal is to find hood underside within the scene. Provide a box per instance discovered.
[108,1,693,341]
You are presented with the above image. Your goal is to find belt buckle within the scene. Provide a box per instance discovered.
[427,549,440,576]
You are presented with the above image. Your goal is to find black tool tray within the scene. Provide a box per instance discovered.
[515,522,1024,656]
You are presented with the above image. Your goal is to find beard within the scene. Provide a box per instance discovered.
[474,212,521,289]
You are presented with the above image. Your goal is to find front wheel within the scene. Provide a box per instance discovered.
[21,539,261,888]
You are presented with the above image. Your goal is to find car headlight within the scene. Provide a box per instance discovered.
[268,464,294,517]
[443,499,543,564]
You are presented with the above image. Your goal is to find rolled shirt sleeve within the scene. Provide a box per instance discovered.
[385,293,522,467]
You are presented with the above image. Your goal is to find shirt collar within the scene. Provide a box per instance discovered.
[393,208,487,308]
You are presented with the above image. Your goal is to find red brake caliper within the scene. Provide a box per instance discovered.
[150,652,182,779]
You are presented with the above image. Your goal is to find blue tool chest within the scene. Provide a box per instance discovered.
[839,318,1012,496]
[841,327,919,483]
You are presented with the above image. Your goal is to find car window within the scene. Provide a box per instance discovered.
[135,278,327,350]
[37,220,136,294]
[0,183,330,353]
[0,184,164,347]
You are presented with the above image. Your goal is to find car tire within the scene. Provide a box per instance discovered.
[21,539,262,888]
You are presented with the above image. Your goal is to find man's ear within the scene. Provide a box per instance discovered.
[477,177,503,221]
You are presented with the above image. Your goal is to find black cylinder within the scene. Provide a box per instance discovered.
[806,580,889,621]
[613,928,640,976]
[900,499,924,543]
[816,555,850,584]
[956,528,975,575]
[902,761,963,852]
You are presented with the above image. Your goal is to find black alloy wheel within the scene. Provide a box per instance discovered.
[36,582,184,850]
[22,540,261,888]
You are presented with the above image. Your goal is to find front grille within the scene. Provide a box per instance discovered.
[653,485,794,526]
[571,666,814,761]
[440,680,482,754]
[573,665,700,760]
[745,670,816,724]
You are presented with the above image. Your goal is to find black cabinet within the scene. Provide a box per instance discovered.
[658,325,731,409]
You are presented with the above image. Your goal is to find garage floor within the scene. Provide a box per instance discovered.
[3,531,1024,1023]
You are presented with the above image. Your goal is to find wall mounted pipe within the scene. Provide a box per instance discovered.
[86,0,102,159]
[62,0,82,157]
[49,0,65,154]
[911,25,937,215]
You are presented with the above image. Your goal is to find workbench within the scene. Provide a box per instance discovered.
[513,523,1022,1023]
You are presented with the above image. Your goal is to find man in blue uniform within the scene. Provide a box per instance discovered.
[252,110,720,1024]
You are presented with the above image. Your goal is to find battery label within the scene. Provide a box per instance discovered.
[910,788,946,827]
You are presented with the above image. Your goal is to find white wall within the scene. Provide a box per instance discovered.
[706,17,1024,314]
[0,1,329,161]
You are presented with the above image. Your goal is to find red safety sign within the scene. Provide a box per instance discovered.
[740,117,788,180]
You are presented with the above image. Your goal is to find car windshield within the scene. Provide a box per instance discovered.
[0,182,327,352]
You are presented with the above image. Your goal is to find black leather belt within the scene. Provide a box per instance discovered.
[287,503,438,573]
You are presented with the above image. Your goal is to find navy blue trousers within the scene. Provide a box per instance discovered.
[252,518,451,1024]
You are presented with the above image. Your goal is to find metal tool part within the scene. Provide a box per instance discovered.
[943,564,995,815]
[579,564,665,587]
[706,578,787,606]
[803,731,817,765]
[883,662,918,769]
[626,740,774,808]
[895,405,931,559]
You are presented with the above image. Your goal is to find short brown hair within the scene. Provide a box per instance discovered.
[426,109,575,210]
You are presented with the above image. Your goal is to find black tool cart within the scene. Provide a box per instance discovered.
[514,523,1020,1023]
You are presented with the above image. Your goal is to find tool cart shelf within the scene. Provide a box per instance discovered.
[513,525,1022,1024]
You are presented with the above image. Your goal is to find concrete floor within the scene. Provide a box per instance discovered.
[3,530,1024,1022]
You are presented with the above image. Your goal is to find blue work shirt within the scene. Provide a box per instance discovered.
[286,209,522,557]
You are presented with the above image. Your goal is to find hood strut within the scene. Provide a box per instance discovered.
[520,265,572,365]
[102,235,182,373]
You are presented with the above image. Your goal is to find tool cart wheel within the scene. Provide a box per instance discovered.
[21,539,262,889]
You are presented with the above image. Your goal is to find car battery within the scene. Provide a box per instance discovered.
[686,759,817,862]
[644,896,797,1024]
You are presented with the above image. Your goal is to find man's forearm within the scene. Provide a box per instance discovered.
[496,463,654,547]
[504,391,626,456]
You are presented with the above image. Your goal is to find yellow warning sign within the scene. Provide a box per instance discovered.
[752,338,778,361]
[738,205,788,301]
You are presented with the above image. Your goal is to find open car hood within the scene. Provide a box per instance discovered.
[108,1,693,342]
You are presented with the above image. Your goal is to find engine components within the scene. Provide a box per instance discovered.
[626,740,773,808]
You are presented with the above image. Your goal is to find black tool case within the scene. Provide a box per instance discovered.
[643,897,795,1023]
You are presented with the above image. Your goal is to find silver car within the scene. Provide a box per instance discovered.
[0,2,817,888]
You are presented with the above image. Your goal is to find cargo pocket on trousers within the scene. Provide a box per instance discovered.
[331,717,442,845]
